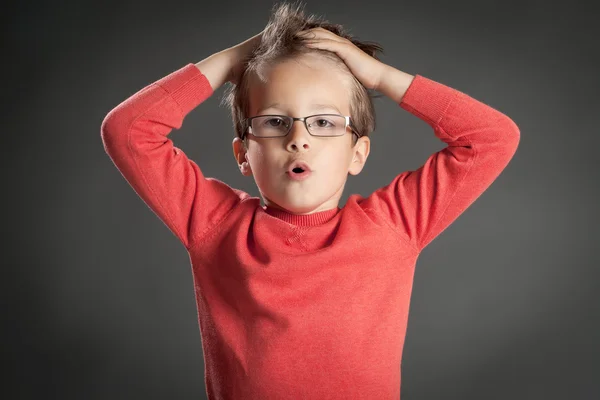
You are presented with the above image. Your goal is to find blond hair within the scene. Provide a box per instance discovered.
[220,0,385,148]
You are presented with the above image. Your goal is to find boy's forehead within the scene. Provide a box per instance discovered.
[248,56,353,115]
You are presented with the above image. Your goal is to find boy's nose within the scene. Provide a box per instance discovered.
[288,119,310,134]
[286,120,311,150]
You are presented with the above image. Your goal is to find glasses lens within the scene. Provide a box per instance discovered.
[250,115,348,137]
[252,116,291,137]
[306,115,347,136]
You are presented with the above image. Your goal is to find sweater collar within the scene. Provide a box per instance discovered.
[263,205,340,226]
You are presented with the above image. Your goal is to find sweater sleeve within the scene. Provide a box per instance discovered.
[101,63,246,250]
[361,74,520,253]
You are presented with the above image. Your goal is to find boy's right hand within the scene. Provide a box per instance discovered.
[195,31,263,89]
[225,30,264,85]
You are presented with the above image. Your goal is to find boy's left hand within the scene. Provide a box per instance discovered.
[296,27,388,91]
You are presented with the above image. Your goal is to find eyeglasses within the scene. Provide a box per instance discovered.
[242,114,362,140]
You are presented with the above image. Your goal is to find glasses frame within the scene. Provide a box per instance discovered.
[242,114,362,140]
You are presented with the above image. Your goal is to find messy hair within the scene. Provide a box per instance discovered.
[220,0,384,149]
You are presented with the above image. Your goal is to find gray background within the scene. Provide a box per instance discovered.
[5,0,599,398]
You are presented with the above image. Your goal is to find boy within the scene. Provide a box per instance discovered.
[101,2,519,399]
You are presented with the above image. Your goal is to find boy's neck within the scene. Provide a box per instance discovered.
[263,204,340,226]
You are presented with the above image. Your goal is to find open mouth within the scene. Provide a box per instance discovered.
[287,167,312,181]
[286,160,312,180]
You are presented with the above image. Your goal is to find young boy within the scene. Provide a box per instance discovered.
[101,2,519,399]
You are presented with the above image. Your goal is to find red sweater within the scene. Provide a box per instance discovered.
[101,63,519,399]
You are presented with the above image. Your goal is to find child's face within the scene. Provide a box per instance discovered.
[233,53,370,215]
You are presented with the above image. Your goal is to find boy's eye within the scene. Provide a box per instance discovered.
[315,119,333,127]
[265,117,286,127]
[308,118,336,129]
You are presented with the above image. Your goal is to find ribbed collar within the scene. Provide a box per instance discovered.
[263,205,341,226]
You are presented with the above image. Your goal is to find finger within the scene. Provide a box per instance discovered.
[305,40,353,65]
[304,37,348,54]
[308,27,347,42]
[297,28,347,44]
[298,29,331,41]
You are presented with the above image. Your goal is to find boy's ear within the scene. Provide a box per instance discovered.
[348,136,370,176]
[232,137,252,176]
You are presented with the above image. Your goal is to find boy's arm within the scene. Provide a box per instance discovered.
[362,73,520,253]
[101,59,245,250]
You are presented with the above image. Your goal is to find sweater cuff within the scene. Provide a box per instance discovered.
[153,63,214,117]
[399,74,459,126]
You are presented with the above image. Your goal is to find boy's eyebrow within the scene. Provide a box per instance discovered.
[258,102,343,115]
